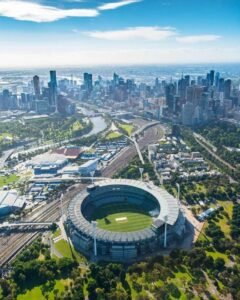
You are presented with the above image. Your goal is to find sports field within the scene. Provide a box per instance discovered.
[91,203,152,232]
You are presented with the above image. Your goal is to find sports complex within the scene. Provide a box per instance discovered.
[67,179,186,262]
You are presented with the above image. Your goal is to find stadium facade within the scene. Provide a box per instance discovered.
[66,179,186,262]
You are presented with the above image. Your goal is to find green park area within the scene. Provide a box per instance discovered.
[1,197,240,300]
[165,175,239,207]
[0,116,91,147]
[105,131,123,140]
[18,279,71,300]
[0,132,13,142]
[54,238,86,264]
[91,203,152,232]
[118,123,134,136]
[0,174,19,188]
[71,120,83,132]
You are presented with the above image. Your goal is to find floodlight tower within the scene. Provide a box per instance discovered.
[139,168,144,182]
[176,183,181,208]
[90,171,95,185]
[60,193,64,220]
[91,221,98,257]
[164,215,168,248]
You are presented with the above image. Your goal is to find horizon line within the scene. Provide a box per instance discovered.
[0,61,240,71]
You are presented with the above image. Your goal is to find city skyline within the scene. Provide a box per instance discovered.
[0,0,240,68]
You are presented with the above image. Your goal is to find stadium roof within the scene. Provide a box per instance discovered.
[0,190,25,210]
[68,179,180,243]
[52,147,83,160]
[28,153,68,166]
[79,159,99,169]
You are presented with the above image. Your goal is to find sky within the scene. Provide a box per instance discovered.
[0,0,240,68]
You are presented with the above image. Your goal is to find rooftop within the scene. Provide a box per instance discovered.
[68,179,180,243]
[0,190,25,210]
[28,153,68,166]
[52,147,83,160]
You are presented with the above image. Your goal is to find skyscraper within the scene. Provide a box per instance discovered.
[33,75,40,99]
[50,70,57,88]
[210,70,215,86]
[48,70,58,108]
[83,73,93,95]
[165,83,176,112]
[215,72,220,88]
[224,79,232,99]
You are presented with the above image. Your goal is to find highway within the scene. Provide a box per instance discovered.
[0,122,165,267]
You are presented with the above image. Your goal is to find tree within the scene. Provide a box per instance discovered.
[58,258,77,276]
[0,279,11,297]
[87,278,97,300]
[214,258,225,271]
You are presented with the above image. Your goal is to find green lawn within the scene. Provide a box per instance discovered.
[215,201,233,237]
[206,251,228,262]
[53,228,61,239]
[105,131,123,140]
[54,239,86,263]
[71,120,83,132]
[54,239,74,259]
[0,174,19,188]
[0,133,13,142]
[91,203,152,232]
[119,124,134,136]
[17,279,71,300]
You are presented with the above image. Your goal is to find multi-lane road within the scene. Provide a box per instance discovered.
[0,123,165,267]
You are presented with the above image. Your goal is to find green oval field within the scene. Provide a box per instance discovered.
[91,203,152,232]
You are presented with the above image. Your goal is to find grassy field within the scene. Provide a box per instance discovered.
[17,279,71,300]
[215,200,233,238]
[0,133,13,142]
[91,203,152,232]
[105,131,123,140]
[71,120,83,132]
[52,228,61,239]
[119,124,134,136]
[0,174,19,188]
[54,239,86,263]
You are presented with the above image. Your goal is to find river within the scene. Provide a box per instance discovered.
[78,106,108,137]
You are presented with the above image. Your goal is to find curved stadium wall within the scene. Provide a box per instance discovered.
[66,179,186,262]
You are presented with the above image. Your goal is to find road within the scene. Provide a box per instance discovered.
[0,149,14,168]
[0,122,165,268]
[194,135,236,171]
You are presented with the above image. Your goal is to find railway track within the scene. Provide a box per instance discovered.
[0,124,164,267]
[0,185,86,267]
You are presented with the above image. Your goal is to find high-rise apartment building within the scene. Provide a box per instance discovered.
[33,75,40,99]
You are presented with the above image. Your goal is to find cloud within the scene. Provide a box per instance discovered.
[176,34,221,43]
[86,26,177,41]
[98,0,142,11]
[0,0,99,22]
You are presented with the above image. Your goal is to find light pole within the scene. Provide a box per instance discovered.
[91,221,98,257]
[139,168,144,182]
[164,215,168,248]
[60,193,64,221]
[176,183,181,209]
[90,171,95,185]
